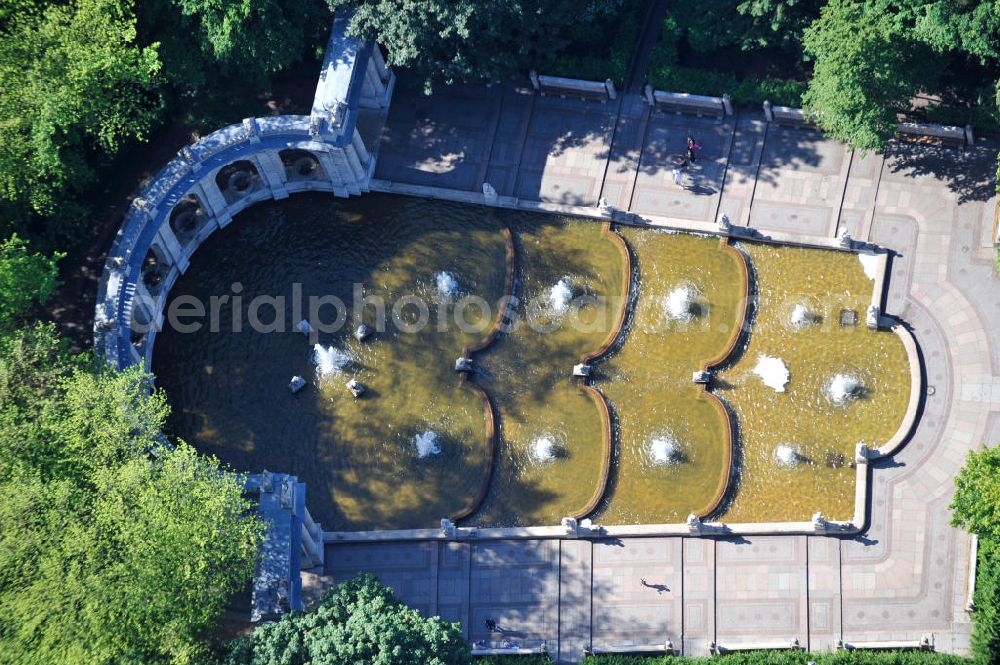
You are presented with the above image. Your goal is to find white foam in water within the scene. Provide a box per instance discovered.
[649,436,681,465]
[858,253,880,280]
[827,373,864,404]
[664,285,698,322]
[548,278,573,313]
[775,444,800,467]
[753,355,790,392]
[311,344,352,377]
[790,304,814,327]
[531,436,557,463]
[414,431,442,458]
[435,271,459,297]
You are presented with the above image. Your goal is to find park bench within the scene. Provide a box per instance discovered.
[895,121,968,147]
[530,71,614,101]
[645,85,730,118]
[763,102,819,128]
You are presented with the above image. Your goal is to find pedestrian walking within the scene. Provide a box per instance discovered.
[686,135,701,163]
[672,158,688,186]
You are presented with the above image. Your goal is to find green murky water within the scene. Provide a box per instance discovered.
[716,243,911,522]
[153,193,912,530]
[465,218,624,527]
[592,229,744,524]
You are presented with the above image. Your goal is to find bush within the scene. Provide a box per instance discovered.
[648,64,805,107]
[972,537,1000,664]
[541,0,643,85]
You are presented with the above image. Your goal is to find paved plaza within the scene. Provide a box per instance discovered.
[323,83,1000,663]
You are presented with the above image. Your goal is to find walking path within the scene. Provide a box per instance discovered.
[321,85,1000,663]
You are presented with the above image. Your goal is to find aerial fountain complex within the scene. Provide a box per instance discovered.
[97,12,919,536]
[153,194,915,531]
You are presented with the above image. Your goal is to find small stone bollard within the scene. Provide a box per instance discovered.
[686,514,702,532]
[346,379,365,398]
[866,305,880,330]
[573,363,592,377]
[441,518,457,539]
[354,323,371,341]
[812,512,828,531]
[692,370,710,384]
[598,196,613,217]
[717,213,731,232]
[964,124,974,147]
[297,319,314,336]
[604,78,617,100]
[289,376,306,393]
[722,93,733,116]
[529,70,540,91]
[838,228,852,249]
[455,357,474,373]
[561,516,579,536]
[763,100,774,122]
[644,83,656,106]
[855,442,871,463]
[482,182,498,203]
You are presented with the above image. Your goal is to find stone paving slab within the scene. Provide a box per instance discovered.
[374,84,500,191]
[513,96,616,206]
[749,125,851,237]
[629,113,732,222]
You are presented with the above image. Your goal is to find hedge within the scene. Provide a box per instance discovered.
[646,13,805,108]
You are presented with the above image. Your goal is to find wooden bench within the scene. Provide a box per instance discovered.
[896,121,967,147]
[530,71,612,101]
[647,86,729,118]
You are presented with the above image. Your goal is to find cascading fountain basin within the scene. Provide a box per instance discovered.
[718,243,910,523]
[152,193,912,531]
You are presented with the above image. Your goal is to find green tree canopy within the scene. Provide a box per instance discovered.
[0,235,61,330]
[330,0,625,91]
[0,0,162,240]
[802,0,939,151]
[951,444,1000,541]
[0,325,263,665]
[224,574,471,665]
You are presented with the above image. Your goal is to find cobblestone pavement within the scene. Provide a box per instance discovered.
[337,85,1000,663]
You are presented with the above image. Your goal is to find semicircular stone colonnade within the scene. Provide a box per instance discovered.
[94,13,394,370]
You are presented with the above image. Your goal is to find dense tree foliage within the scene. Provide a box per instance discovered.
[0,324,263,664]
[0,235,61,330]
[329,0,629,91]
[0,0,162,241]
[951,444,1000,541]
[802,0,936,150]
[223,574,471,665]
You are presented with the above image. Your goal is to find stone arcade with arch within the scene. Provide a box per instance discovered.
[94,12,394,370]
